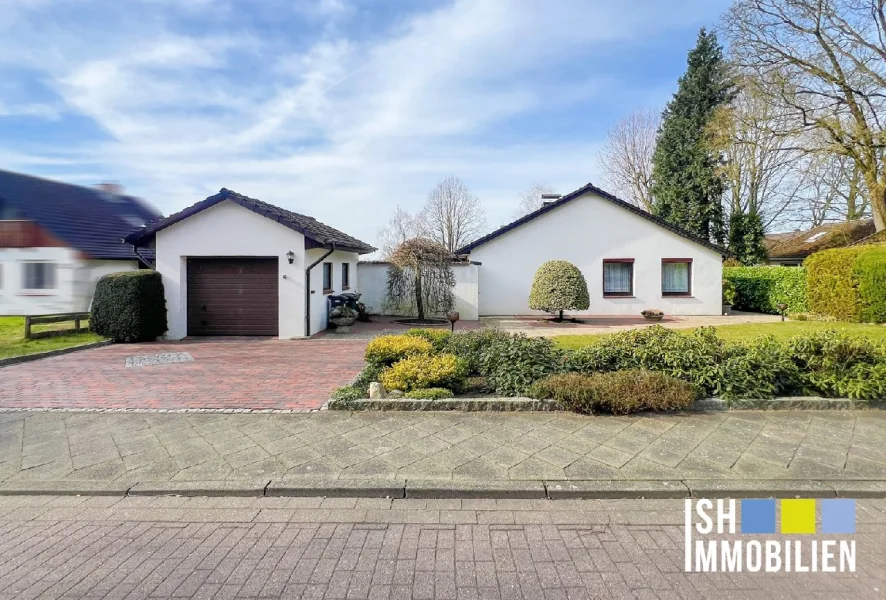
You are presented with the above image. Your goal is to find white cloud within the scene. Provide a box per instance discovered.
[0,0,728,249]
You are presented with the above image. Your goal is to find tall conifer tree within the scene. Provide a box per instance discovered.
[652,29,733,244]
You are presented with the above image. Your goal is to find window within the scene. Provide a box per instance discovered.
[341,263,350,289]
[603,259,633,296]
[322,262,333,292]
[662,259,692,296]
[22,262,57,290]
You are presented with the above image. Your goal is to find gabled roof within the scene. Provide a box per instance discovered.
[456,183,727,255]
[0,169,162,261]
[125,188,377,254]
[766,218,875,260]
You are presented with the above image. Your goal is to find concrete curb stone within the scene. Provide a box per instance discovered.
[127,480,270,497]
[546,480,689,499]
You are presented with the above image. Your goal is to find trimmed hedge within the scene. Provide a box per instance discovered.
[529,370,696,414]
[806,245,886,323]
[723,266,807,314]
[90,270,167,342]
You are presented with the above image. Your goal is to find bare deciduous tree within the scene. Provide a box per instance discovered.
[801,152,870,225]
[377,206,420,259]
[723,0,886,231]
[419,175,487,253]
[513,182,556,219]
[708,76,809,230]
[597,109,659,211]
[385,238,455,321]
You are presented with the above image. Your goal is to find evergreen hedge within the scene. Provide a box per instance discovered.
[723,266,807,314]
[90,270,167,342]
[806,245,886,323]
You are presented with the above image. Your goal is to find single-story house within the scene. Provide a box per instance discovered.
[764,218,875,266]
[0,170,161,316]
[455,183,727,316]
[125,188,375,339]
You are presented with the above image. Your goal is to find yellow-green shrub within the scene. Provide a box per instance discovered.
[405,328,451,351]
[380,353,468,392]
[364,335,433,366]
[806,246,886,323]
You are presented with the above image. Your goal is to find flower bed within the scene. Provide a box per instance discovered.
[330,326,886,413]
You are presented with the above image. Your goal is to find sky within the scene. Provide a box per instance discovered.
[0,0,732,252]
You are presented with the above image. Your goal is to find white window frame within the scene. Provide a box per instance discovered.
[20,261,58,294]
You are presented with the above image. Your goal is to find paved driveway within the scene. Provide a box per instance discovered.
[0,339,367,411]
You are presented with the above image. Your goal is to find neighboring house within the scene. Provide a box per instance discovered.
[0,170,161,316]
[765,218,876,266]
[125,188,375,339]
[455,183,726,316]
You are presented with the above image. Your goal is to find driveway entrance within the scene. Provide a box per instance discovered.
[0,339,366,411]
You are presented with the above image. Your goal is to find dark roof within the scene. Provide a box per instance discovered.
[0,169,161,261]
[456,183,727,255]
[766,218,875,259]
[126,188,376,254]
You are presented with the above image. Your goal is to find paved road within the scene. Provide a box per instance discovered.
[0,495,884,599]
[2,411,886,490]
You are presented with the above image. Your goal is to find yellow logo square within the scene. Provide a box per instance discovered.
[781,499,816,534]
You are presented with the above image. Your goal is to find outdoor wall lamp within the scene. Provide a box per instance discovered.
[286,251,295,264]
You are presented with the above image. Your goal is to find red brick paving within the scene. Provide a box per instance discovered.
[0,338,367,411]
[515,315,682,328]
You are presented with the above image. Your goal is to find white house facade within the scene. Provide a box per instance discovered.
[458,184,725,317]
[127,189,374,340]
[0,170,160,316]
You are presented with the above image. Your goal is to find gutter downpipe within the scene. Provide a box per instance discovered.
[305,242,335,337]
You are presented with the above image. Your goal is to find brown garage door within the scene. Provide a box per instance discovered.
[187,258,279,336]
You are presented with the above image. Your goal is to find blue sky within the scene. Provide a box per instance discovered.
[0,0,731,248]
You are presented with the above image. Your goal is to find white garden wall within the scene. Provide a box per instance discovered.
[357,262,480,320]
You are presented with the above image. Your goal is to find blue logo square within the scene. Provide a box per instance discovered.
[821,499,856,534]
[741,499,776,534]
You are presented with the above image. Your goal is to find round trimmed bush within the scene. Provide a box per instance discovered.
[90,270,167,342]
[528,260,590,320]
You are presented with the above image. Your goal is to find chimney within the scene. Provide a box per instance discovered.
[541,193,561,207]
[97,182,124,195]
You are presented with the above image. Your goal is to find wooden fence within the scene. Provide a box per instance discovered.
[24,313,91,340]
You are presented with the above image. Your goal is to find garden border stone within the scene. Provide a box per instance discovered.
[0,340,112,368]
[327,397,563,411]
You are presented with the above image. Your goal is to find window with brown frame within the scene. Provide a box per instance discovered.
[603,259,634,297]
[662,259,692,296]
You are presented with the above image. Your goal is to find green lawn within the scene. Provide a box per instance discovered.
[553,321,886,350]
[0,316,105,359]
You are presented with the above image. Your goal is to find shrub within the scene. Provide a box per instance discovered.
[351,362,384,394]
[478,333,562,396]
[364,335,433,366]
[723,266,807,314]
[529,370,696,414]
[331,385,364,402]
[405,328,451,351]
[785,330,886,398]
[719,337,801,400]
[564,326,725,397]
[528,260,590,320]
[380,353,468,392]
[722,279,737,306]
[446,328,514,374]
[805,245,886,323]
[404,387,454,400]
[90,270,167,342]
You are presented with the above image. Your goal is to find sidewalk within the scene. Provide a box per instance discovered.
[2,410,885,498]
